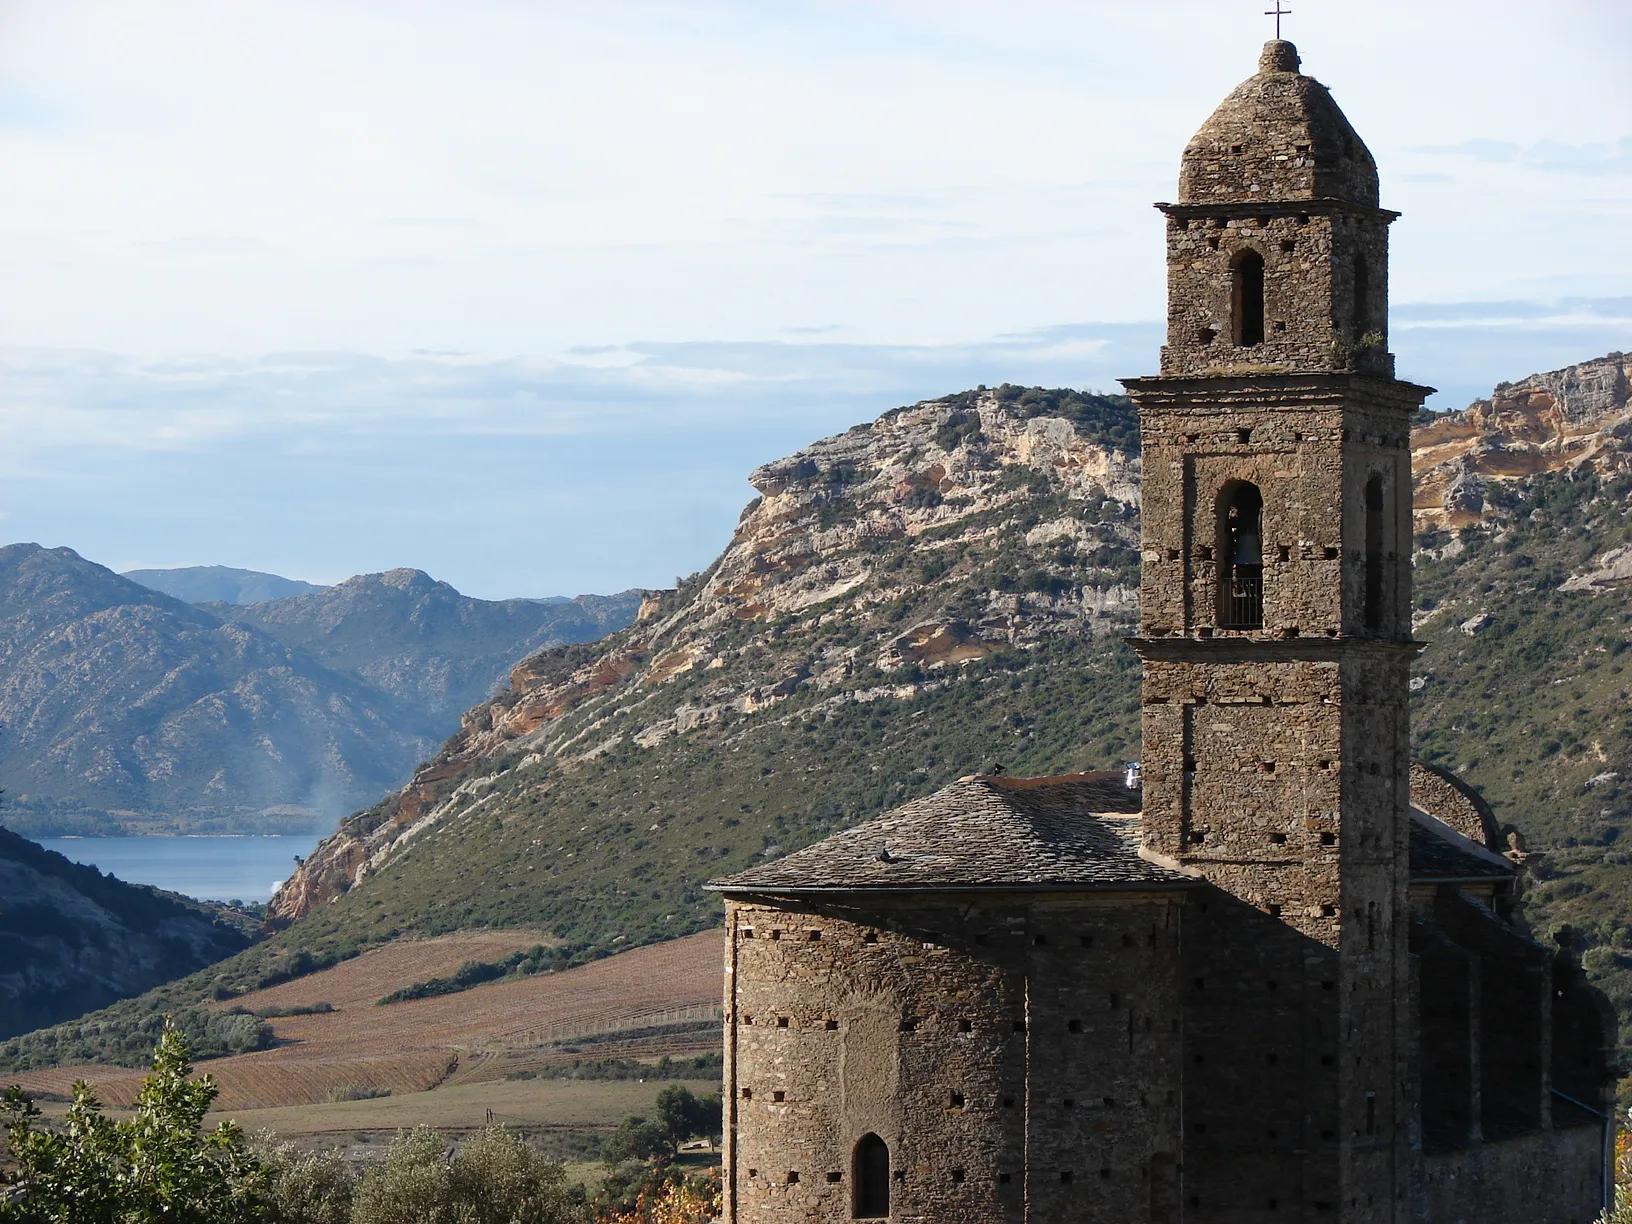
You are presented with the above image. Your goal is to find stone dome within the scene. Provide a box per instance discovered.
[1178,40,1379,207]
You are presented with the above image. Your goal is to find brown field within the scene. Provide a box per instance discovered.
[208,1075,717,1138]
[226,929,557,1013]
[9,930,723,1116]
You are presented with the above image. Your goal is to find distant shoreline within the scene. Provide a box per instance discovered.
[37,833,314,903]
[45,832,314,840]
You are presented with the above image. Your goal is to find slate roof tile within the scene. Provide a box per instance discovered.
[711,772,1191,894]
[1408,811,1515,882]
[711,771,1516,897]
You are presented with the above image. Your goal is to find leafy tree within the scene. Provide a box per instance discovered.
[348,1130,450,1224]
[601,1117,672,1166]
[651,1087,720,1152]
[350,1126,583,1224]
[256,1138,352,1224]
[0,1024,269,1223]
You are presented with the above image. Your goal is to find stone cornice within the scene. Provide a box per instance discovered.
[1154,198,1400,223]
[1128,635,1424,663]
[1119,371,1435,408]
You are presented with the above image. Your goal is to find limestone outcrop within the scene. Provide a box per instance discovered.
[1413,352,1630,528]
[268,388,1143,923]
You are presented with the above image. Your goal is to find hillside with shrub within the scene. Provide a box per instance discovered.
[0,825,254,1040]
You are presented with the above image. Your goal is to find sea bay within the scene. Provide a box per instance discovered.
[38,834,318,903]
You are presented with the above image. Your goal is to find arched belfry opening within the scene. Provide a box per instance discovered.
[1364,474,1385,631]
[1216,481,1264,629]
[1231,249,1266,346]
[852,1133,890,1219]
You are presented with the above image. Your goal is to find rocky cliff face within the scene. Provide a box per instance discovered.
[1413,352,1630,528]
[266,387,1145,926]
[0,826,251,1039]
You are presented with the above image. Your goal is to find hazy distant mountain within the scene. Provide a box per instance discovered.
[216,570,643,730]
[0,547,643,838]
[122,564,327,605]
[0,544,440,837]
[0,825,252,1039]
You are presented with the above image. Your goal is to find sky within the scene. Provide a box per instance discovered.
[1,1,1628,599]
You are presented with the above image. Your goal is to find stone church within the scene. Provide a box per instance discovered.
[711,39,1617,1224]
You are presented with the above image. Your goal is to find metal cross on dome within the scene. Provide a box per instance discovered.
[1264,1,1291,38]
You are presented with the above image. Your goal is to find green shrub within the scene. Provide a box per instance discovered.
[377,945,568,1006]
[0,1025,270,1222]
[257,1139,353,1224]
[322,1085,391,1104]
[350,1127,583,1224]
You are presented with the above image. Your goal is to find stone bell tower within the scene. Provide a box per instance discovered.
[1123,40,1431,1223]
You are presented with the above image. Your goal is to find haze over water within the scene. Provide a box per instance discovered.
[40,835,315,903]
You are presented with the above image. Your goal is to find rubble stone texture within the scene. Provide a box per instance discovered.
[721,39,1622,1223]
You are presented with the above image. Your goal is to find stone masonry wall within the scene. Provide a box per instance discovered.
[722,893,1184,1223]
[1414,1127,1607,1224]
[1159,209,1392,378]
[1130,378,1422,641]
[1177,43,1379,209]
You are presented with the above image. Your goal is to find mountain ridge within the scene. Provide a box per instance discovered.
[0,543,441,837]
[123,564,327,605]
[214,570,642,733]
[0,548,640,838]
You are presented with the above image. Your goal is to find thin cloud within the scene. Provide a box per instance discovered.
[6,294,1620,465]
[1410,136,1632,176]
[136,236,271,254]
[379,216,481,228]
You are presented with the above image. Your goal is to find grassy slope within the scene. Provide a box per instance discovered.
[1412,468,1632,1012]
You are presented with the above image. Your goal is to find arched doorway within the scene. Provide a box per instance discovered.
[852,1133,890,1219]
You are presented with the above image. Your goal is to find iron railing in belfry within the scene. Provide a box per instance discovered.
[1221,570,1263,629]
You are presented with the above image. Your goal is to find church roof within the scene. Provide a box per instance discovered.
[710,772,1195,895]
[1408,810,1516,883]
[711,771,1517,898]
[1178,40,1379,208]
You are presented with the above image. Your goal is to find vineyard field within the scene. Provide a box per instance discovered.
[226,929,556,1012]
[207,1075,718,1138]
[7,930,723,1115]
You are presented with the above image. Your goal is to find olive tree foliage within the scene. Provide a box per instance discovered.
[601,1117,672,1167]
[255,1139,353,1224]
[349,1126,585,1224]
[0,1024,270,1223]
[0,1023,586,1224]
